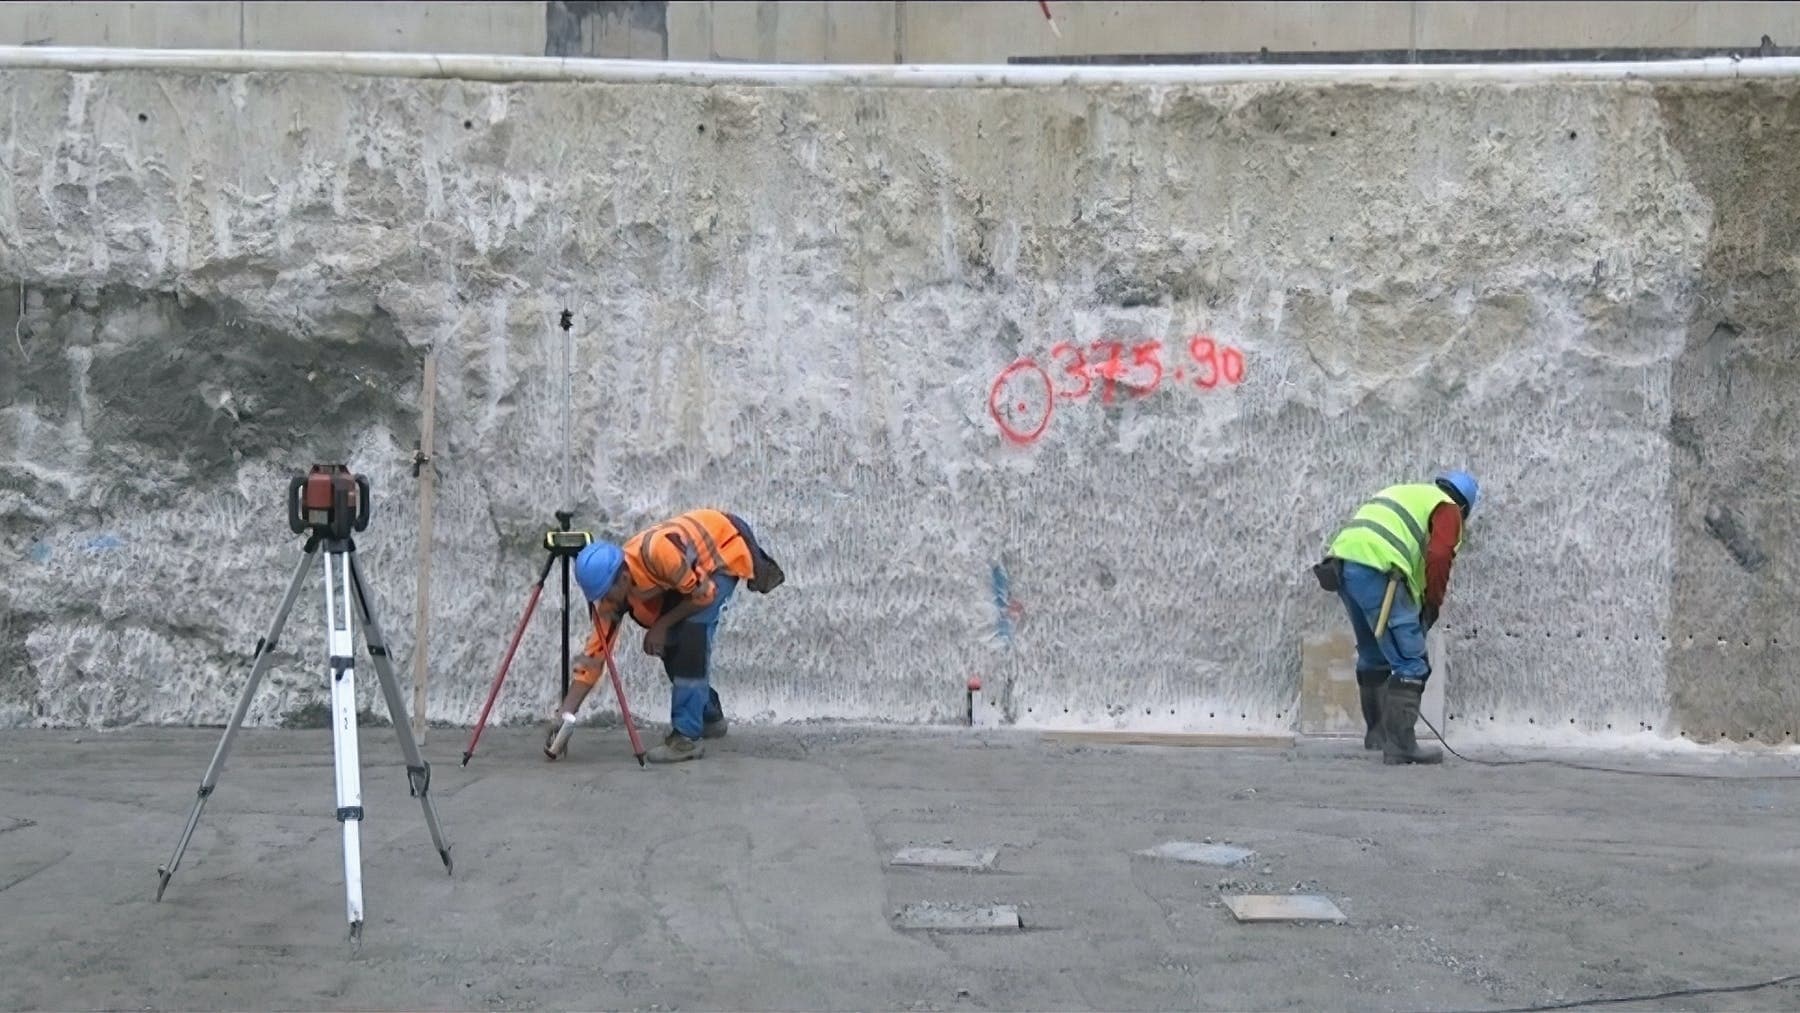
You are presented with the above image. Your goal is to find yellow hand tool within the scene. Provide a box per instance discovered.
[1374,571,1400,638]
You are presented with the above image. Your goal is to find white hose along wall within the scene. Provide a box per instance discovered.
[2,51,1796,747]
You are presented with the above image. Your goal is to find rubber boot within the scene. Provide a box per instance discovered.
[1380,678,1443,765]
[1356,666,1389,750]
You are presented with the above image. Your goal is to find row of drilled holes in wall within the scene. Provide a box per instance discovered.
[131,111,501,131]
[1444,718,1794,740]
[1014,708,1794,740]
[1443,627,1783,647]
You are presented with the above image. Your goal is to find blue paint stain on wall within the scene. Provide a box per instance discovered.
[991,562,1014,647]
[83,533,124,554]
[28,541,51,564]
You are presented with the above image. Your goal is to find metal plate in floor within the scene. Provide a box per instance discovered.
[1138,841,1255,866]
[1222,894,1347,924]
[890,846,1000,871]
[893,902,1022,931]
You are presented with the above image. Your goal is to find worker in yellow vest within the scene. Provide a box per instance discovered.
[1313,471,1478,765]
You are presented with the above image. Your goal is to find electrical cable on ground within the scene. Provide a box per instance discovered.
[1416,714,1800,781]
[1467,971,1800,1012]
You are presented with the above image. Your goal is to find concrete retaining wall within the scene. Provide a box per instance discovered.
[2,50,1797,748]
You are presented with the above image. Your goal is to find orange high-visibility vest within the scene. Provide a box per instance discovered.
[581,509,757,658]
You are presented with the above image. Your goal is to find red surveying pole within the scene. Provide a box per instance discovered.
[602,633,646,765]
[462,553,557,766]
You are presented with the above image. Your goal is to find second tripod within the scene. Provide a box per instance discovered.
[462,512,645,766]
[154,465,453,942]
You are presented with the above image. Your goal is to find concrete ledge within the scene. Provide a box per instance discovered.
[4,45,1800,87]
[1011,45,1800,66]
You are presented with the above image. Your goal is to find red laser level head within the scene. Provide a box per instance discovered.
[287,464,371,539]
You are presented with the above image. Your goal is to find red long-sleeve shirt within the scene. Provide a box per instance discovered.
[1423,501,1463,611]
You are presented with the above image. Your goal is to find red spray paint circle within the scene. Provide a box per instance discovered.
[988,358,1053,445]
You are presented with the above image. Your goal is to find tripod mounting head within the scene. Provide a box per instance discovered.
[288,464,372,540]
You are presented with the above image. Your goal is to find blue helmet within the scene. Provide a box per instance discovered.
[573,541,625,602]
[1436,470,1480,515]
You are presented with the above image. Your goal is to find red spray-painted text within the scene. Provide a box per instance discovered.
[988,336,1247,445]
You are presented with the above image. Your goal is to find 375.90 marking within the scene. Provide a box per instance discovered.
[988,336,1247,445]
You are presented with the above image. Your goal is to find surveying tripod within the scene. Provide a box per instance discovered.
[462,511,646,766]
[154,465,453,941]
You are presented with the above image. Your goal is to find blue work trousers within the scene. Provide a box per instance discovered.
[1335,561,1431,683]
[667,573,738,739]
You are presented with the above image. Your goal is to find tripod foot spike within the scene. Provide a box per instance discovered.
[349,920,363,944]
[460,751,472,767]
[155,868,171,902]
[440,848,454,874]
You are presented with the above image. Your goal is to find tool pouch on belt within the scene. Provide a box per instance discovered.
[725,513,785,594]
[1311,557,1343,593]
[748,551,784,594]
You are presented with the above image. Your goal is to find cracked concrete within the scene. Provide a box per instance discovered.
[1,725,1797,1011]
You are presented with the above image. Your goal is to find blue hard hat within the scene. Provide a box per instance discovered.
[573,541,625,601]
[1436,470,1480,515]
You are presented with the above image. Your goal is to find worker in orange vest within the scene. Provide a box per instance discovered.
[546,508,784,763]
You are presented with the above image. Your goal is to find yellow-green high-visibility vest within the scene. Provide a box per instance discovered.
[1327,483,1463,606]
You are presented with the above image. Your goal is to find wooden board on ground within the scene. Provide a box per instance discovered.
[1042,731,1293,748]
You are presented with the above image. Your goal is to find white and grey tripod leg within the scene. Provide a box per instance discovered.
[156,541,321,901]
[346,551,453,875]
[322,545,367,941]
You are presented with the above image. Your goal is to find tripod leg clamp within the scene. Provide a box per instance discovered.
[336,806,364,822]
[406,763,431,798]
[330,656,353,681]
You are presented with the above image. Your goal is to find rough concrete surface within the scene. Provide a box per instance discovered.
[3,58,1800,747]
[2,726,1798,1011]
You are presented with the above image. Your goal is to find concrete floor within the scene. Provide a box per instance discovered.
[1,724,1798,1012]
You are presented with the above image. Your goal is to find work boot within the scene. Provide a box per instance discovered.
[1380,678,1443,766]
[703,716,729,739]
[1356,666,1389,750]
[647,731,704,764]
